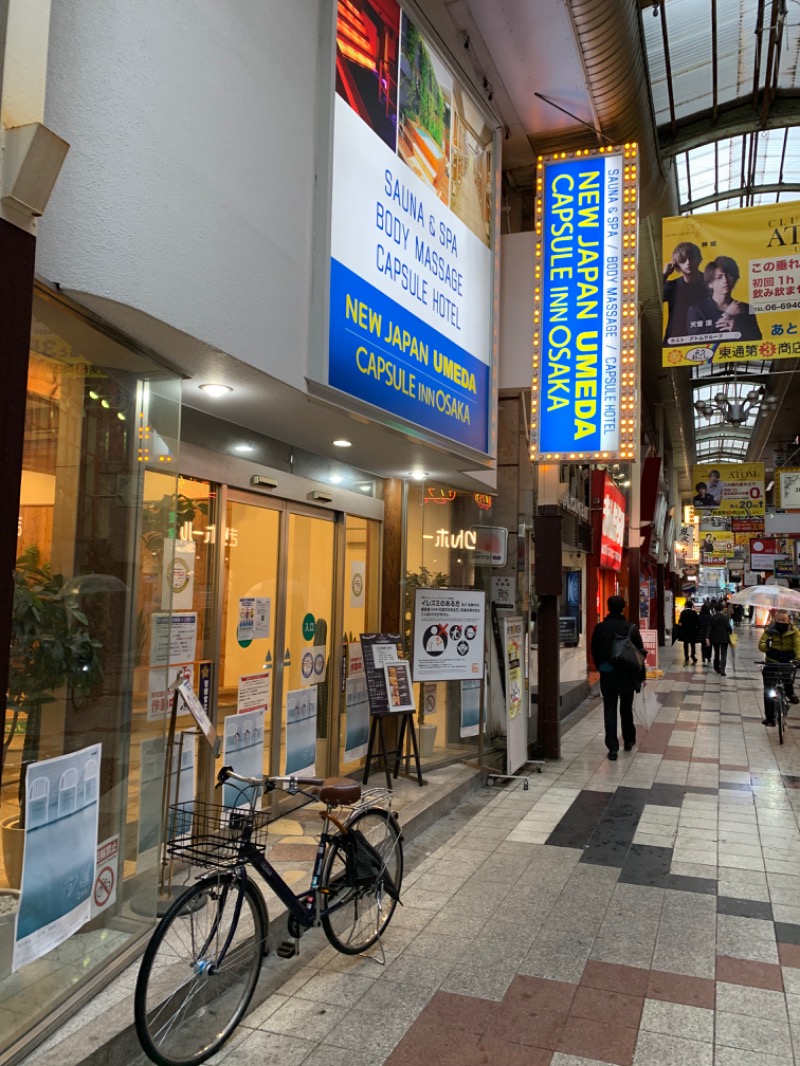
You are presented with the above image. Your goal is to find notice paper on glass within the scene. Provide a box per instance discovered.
[223,708,265,811]
[344,676,370,763]
[285,687,317,777]
[14,743,102,972]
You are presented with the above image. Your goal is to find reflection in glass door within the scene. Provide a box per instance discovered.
[280,512,334,778]
[220,498,280,783]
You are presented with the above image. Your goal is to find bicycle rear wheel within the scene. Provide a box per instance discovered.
[135,873,266,1066]
[321,807,403,955]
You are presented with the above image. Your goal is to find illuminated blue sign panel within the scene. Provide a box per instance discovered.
[532,148,639,462]
[325,7,495,456]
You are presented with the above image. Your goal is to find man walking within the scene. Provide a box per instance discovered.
[710,601,732,676]
[591,595,646,761]
[678,600,699,664]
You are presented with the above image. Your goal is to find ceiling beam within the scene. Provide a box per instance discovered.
[658,95,800,156]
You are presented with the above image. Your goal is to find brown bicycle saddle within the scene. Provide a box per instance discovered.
[318,777,361,806]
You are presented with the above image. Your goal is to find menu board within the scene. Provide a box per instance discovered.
[359,632,403,715]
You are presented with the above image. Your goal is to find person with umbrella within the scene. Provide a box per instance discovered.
[759,610,800,725]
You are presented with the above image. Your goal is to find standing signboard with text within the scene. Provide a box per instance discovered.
[412,589,486,681]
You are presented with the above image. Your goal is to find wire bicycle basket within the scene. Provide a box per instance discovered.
[166,800,270,870]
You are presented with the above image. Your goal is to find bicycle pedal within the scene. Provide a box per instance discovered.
[276,940,299,959]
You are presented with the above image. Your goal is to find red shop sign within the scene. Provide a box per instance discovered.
[600,476,626,571]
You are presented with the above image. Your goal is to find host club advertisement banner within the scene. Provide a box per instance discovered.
[324,1,495,454]
[662,201,800,367]
[532,147,639,461]
[691,462,765,517]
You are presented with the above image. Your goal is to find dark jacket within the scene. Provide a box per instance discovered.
[679,607,699,637]
[709,610,732,645]
[591,613,646,691]
[696,609,712,643]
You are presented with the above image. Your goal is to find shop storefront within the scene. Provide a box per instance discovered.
[0,286,181,1056]
[587,472,626,656]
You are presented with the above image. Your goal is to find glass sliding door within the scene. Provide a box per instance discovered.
[280,512,335,777]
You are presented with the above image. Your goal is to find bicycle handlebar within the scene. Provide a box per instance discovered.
[216,765,324,794]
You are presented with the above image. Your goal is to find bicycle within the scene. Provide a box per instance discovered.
[134,767,403,1066]
[757,660,799,745]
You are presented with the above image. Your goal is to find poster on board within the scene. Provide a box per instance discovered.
[383,660,415,713]
[504,616,523,720]
[691,463,765,517]
[284,688,317,776]
[360,632,403,714]
[344,677,370,762]
[14,744,101,971]
[412,589,486,681]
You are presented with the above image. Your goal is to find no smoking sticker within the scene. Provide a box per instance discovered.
[91,835,119,917]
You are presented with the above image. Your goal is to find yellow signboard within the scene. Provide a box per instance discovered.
[691,463,765,517]
[662,202,800,367]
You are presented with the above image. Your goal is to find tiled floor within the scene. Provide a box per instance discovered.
[29,623,800,1065]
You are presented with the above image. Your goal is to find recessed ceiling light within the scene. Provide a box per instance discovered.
[233,443,254,453]
[332,439,352,448]
[199,383,233,398]
[360,484,371,492]
[329,474,343,485]
[410,470,427,481]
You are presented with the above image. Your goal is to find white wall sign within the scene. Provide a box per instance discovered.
[162,540,196,611]
[350,561,365,608]
[237,672,271,715]
[149,612,198,668]
[412,588,486,681]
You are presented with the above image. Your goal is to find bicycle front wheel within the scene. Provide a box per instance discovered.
[321,807,403,955]
[135,873,267,1066]
[779,697,786,744]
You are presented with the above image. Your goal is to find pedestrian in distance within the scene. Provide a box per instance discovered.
[590,595,646,761]
[710,601,732,676]
[697,602,713,665]
[678,600,699,664]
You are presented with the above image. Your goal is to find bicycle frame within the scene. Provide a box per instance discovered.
[207,808,355,934]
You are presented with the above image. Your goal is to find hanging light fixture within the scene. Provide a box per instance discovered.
[693,384,765,427]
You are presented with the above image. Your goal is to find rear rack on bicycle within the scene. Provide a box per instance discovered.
[166,800,270,869]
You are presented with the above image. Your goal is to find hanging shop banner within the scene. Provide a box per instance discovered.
[775,561,800,580]
[319,2,495,455]
[223,708,265,810]
[531,146,639,462]
[360,632,404,714]
[344,676,370,763]
[699,531,735,558]
[776,468,800,509]
[750,537,790,570]
[691,463,765,517]
[284,688,317,777]
[599,475,626,570]
[662,201,800,367]
[412,588,486,681]
[14,744,101,971]
[731,518,765,533]
[460,678,481,738]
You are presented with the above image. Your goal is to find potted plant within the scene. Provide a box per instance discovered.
[1,547,103,886]
[404,566,448,758]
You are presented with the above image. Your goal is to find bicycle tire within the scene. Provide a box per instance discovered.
[135,873,267,1066]
[779,695,786,745]
[320,807,403,955]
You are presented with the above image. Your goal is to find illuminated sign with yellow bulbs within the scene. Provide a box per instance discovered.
[530,145,639,463]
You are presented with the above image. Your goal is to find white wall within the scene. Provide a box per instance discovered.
[38,0,321,391]
[498,232,535,390]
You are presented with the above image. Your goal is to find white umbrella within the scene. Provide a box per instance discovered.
[729,585,800,611]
